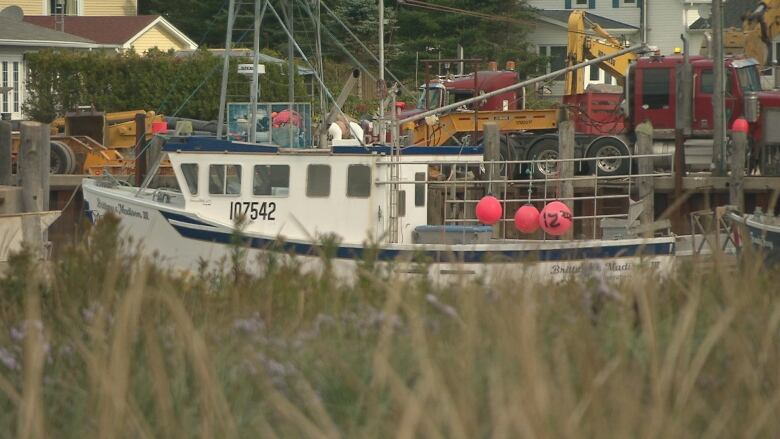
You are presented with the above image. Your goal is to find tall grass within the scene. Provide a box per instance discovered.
[1,215,779,438]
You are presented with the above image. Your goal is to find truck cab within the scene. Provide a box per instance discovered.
[628,55,775,139]
[401,70,521,120]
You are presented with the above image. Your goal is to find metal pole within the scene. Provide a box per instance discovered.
[712,0,725,175]
[315,0,326,118]
[287,1,295,147]
[378,0,386,145]
[216,0,236,139]
[249,0,265,144]
[400,44,647,126]
[134,113,147,187]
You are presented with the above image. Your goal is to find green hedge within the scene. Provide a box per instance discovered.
[24,49,306,123]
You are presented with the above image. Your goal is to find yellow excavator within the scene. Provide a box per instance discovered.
[701,0,780,67]
[564,10,637,95]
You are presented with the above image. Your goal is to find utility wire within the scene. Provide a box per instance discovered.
[399,0,530,26]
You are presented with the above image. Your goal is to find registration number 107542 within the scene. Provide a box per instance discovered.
[229,201,277,221]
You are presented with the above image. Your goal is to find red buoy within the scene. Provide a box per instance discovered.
[732,118,749,134]
[514,204,540,233]
[539,201,573,236]
[475,195,503,225]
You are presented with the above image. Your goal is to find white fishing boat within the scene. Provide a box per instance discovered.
[81,135,684,282]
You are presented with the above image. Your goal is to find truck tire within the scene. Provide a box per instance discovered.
[50,141,75,174]
[586,137,630,177]
[527,138,560,179]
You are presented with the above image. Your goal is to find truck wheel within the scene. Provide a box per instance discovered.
[50,141,75,174]
[527,138,559,179]
[587,138,630,176]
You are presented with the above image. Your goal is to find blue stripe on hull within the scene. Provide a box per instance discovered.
[161,211,673,263]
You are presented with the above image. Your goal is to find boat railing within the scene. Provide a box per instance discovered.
[376,152,674,240]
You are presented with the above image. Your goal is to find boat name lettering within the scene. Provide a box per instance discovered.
[550,260,661,276]
[96,198,149,220]
[229,201,276,221]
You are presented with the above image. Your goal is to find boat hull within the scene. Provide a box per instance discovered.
[83,179,676,283]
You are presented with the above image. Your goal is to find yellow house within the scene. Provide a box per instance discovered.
[23,15,197,52]
[0,0,137,16]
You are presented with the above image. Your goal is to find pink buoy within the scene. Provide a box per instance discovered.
[514,204,540,233]
[475,195,503,225]
[539,201,573,236]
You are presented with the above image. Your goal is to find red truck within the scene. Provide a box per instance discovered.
[402,55,780,178]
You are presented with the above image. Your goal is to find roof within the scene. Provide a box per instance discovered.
[23,15,197,49]
[0,12,101,48]
[689,0,755,30]
[534,10,638,31]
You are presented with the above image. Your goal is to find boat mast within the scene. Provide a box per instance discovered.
[286,1,295,147]
[217,0,237,139]
[249,0,265,143]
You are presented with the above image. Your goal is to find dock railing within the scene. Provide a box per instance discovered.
[376,151,673,240]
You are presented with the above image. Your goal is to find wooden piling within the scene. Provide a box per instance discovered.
[483,122,501,236]
[483,122,500,195]
[730,130,746,211]
[0,120,11,186]
[635,120,655,231]
[558,109,574,240]
[19,121,50,255]
[135,113,147,187]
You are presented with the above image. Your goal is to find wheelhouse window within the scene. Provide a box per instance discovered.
[306,164,331,197]
[641,68,670,109]
[347,165,371,198]
[181,163,198,195]
[209,164,242,195]
[253,165,290,196]
[414,172,426,206]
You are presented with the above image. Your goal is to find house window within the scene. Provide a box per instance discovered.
[306,164,330,197]
[590,66,600,81]
[50,0,78,15]
[346,164,371,198]
[209,164,242,195]
[253,165,289,196]
[181,163,198,195]
[573,0,589,8]
[622,0,636,5]
[12,62,18,113]
[539,46,567,76]
[641,69,671,109]
[1,62,7,114]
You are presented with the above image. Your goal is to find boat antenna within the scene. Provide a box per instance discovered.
[265,1,366,146]
[378,0,386,145]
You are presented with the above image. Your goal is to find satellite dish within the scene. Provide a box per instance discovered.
[0,6,24,21]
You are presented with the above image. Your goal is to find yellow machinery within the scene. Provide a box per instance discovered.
[12,109,168,175]
[701,0,780,67]
[408,109,559,147]
[564,10,636,96]
[405,10,633,147]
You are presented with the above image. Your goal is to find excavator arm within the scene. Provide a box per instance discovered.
[705,0,780,66]
[564,10,636,95]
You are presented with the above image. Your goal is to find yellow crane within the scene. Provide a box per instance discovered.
[564,10,637,95]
